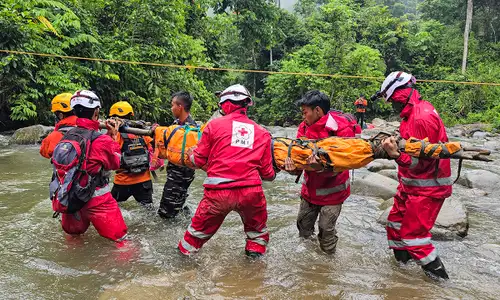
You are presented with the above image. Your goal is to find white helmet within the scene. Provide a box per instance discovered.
[218,84,253,106]
[379,71,416,101]
[70,90,101,109]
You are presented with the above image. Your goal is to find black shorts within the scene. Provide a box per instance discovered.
[111,180,153,205]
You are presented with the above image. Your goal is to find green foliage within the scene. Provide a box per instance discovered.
[1,0,500,129]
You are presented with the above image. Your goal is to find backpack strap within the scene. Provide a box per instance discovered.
[164,126,183,148]
[180,126,200,166]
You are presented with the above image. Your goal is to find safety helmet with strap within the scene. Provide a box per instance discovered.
[70,90,101,109]
[379,71,416,101]
[51,93,73,113]
[218,84,253,106]
[109,101,134,117]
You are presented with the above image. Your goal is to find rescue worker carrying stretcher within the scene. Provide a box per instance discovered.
[379,71,452,280]
[109,101,154,209]
[50,90,128,242]
[158,91,197,219]
[285,90,358,254]
[40,93,78,158]
[178,84,276,258]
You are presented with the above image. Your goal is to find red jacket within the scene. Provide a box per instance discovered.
[76,118,122,176]
[192,108,275,189]
[297,110,355,206]
[394,88,452,199]
[40,115,78,158]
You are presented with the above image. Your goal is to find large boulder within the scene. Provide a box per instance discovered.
[0,134,9,148]
[266,126,298,139]
[459,170,500,193]
[371,118,386,127]
[378,169,398,181]
[472,131,491,139]
[9,125,54,145]
[366,159,397,172]
[387,121,400,128]
[433,196,469,238]
[483,140,500,151]
[377,196,468,239]
[351,172,398,199]
[379,197,394,210]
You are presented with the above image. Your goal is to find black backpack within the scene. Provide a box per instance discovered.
[119,133,150,174]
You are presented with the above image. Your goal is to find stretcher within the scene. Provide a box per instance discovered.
[116,125,493,171]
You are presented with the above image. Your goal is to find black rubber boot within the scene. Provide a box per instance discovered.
[422,257,449,280]
[393,249,412,264]
[245,250,263,259]
[157,208,176,219]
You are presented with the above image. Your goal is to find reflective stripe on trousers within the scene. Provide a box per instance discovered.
[400,176,453,187]
[387,221,401,230]
[187,224,212,239]
[93,185,111,197]
[388,237,432,248]
[246,227,268,239]
[180,238,199,253]
[419,248,438,265]
[203,177,236,185]
[316,181,350,196]
[246,227,268,246]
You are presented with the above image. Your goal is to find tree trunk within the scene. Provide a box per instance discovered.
[462,0,474,74]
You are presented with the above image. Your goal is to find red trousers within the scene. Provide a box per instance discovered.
[386,191,445,265]
[61,187,128,242]
[178,186,269,255]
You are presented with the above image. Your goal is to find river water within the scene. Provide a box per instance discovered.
[0,145,499,299]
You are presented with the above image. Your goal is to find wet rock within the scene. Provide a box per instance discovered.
[451,123,491,137]
[387,121,401,128]
[0,134,9,148]
[371,118,386,127]
[459,170,500,193]
[351,172,398,199]
[483,140,500,151]
[447,127,465,137]
[433,196,469,238]
[266,126,298,139]
[367,159,397,172]
[9,125,54,145]
[208,110,223,121]
[472,131,490,139]
[377,196,468,239]
[378,169,398,181]
[378,197,394,210]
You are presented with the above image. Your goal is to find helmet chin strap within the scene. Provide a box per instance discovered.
[405,88,415,106]
[218,104,226,116]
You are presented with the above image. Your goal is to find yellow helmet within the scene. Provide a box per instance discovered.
[51,93,73,113]
[109,101,134,117]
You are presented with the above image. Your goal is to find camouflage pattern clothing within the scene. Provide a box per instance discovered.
[158,115,197,219]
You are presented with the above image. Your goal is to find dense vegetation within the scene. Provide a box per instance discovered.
[1,0,499,129]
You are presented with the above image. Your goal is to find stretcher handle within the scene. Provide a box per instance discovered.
[99,122,154,136]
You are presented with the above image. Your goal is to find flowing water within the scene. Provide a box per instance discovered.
[0,145,499,299]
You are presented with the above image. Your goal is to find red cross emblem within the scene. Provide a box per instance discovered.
[238,128,249,136]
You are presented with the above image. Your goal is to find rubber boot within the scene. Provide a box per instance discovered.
[245,250,262,259]
[393,249,412,264]
[422,257,449,280]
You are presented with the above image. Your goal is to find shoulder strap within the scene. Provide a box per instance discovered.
[164,126,183,147]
